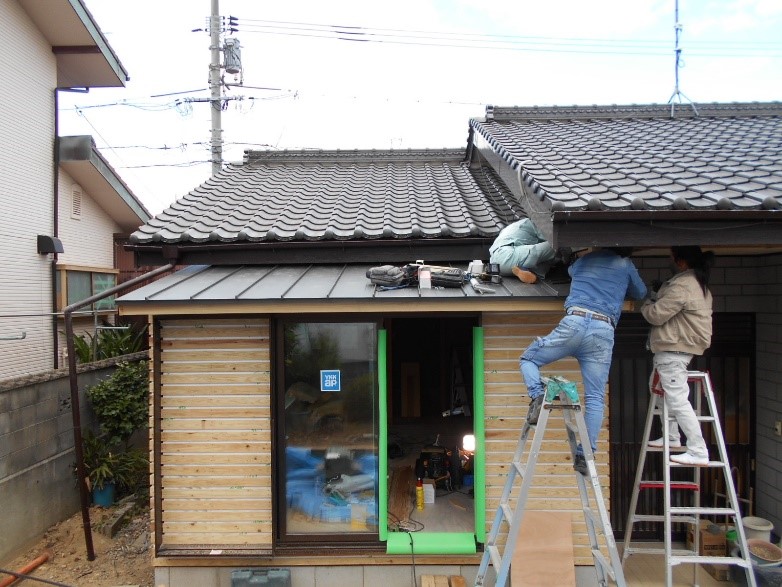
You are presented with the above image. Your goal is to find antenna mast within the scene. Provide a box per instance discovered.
[667,0,698,117]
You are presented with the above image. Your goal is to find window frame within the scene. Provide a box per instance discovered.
[273,315,384,548]
[55,265,119,312]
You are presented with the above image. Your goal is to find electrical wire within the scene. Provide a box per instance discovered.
[229,18,782,58]
[0,569,74,587]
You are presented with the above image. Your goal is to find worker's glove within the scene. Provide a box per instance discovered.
[648,279,663,302]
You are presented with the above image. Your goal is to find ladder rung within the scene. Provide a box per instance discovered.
[624,545,693,557]
[487,544,502,570]
[670,506,738,516]
[631,514,695,524]
[639,481,699,491]
[590,550,616,581]
[669,460,725,468]
[696,416,716,422]
[499,503,513,522]
[512,461,526,477]
[645,446,687,452]
[670,554,753,567]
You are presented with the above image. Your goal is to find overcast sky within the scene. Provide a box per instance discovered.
[57,0,782,215]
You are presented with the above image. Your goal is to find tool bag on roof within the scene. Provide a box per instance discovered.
[366,265,409,287]
[430,267,466,288]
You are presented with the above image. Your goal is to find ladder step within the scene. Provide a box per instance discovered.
[670,554,753,567]
[512,461,526,477]
[624,545,693,557]
[669,460,725,468]
[639,481,699,491]
[632,514,695,524]
[670,506,738,516]
[500,503,513,522]
[487,544,502,571]
[591,550,616,581]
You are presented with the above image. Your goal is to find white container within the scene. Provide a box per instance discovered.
[743,516,774,542]
[419,267,431,289]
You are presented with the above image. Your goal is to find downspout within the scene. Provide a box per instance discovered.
[52,90,60,368]
[65,262,175,560]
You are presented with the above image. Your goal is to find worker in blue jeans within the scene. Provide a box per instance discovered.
[520,248,647,474]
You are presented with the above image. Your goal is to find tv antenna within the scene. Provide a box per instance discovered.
[667,0,698,117]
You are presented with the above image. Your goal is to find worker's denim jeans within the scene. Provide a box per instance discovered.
[520,313,615,454]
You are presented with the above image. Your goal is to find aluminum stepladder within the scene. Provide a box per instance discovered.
[621,371,756,587]
[475,377,626,587]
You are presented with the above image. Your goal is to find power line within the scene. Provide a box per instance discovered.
[228,18,782,58]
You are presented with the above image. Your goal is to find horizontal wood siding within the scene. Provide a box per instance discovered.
[158,318,272,547]
[482,312,611,565]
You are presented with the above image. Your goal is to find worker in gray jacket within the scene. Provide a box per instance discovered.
[641,246,714,466]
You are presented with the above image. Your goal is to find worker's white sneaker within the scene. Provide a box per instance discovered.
[648,437,682,448]
[670,452,709,466]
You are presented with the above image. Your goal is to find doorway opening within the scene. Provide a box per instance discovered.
[385,316,478,537]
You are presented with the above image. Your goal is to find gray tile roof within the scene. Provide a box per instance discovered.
[130,149,524,246]
[470,102,782,213]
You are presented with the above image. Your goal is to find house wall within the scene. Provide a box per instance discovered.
[743,253,782,534]
[155,318,272,550]
[482,311,606,566]
[0,0,58,380]
[57,169,122,268]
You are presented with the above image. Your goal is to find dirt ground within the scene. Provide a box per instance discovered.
[1,500,154,587]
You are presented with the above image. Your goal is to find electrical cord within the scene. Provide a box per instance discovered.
[0,569,74,587]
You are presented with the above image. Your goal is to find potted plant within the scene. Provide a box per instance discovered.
[82,430,148,506]
[80,360,150,506]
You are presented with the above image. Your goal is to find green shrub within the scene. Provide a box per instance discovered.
[87,360,149,447]
[72,323,147,363]
[82,430,148,492]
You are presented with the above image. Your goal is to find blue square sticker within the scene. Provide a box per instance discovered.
[321,370,341,392]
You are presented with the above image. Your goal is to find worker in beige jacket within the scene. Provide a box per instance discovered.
[641,246,715,466]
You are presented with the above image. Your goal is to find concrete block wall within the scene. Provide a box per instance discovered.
[0,364,116,562]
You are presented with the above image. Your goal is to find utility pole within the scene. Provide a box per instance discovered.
[209,0,222,175]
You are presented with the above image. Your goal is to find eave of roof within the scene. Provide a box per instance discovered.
[19,0,129,88]
[117,263,569,314]
[469,102,782,248]
[59,135,151,231]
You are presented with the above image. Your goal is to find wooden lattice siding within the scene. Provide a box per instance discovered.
[482,312,611,565]
[157,318,272,547]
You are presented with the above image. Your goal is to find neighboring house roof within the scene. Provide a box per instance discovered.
[128,149,527,266]
[469,102,782,248]
[59,136,152,231]
[19,0,128,88]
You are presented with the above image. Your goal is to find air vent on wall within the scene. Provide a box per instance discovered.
[71,185,82,219]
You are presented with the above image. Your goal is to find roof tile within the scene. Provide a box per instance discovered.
[471,102,782,212]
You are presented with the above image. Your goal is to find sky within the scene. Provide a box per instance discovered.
[57,0,782,216]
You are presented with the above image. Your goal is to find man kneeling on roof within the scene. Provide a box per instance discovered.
[488,218,569,284]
